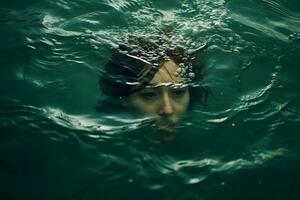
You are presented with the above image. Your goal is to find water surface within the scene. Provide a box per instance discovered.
[1,0,300,199]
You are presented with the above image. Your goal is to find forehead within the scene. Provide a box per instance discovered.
[150,60,182,85]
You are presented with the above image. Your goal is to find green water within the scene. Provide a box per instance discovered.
[0,0,300,199]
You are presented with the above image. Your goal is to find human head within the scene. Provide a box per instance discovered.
[127,59,190,115]
[99,35,207,141]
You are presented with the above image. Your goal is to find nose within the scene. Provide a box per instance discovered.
[159,92,174,115]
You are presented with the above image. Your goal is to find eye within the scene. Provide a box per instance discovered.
[170,88,187,98]
[138,90,159,101]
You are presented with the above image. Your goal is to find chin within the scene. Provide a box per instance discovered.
[155,118,178,142]
[157,127,176,142]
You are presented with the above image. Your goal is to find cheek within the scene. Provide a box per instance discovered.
[174,92,190,112]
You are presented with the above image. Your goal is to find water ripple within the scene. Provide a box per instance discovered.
[1,0,300,199]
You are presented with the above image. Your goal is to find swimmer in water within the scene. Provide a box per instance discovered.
[99,31,207,141]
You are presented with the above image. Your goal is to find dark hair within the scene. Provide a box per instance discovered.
[99,35,208,107]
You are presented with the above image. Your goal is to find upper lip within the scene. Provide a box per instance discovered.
[156,118,176,129]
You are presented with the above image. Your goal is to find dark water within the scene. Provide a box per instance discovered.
[1,0,300,199]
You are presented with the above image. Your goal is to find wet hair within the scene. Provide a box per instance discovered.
[99,35,208,107]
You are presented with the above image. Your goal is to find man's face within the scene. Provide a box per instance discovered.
[127,60,190,141]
